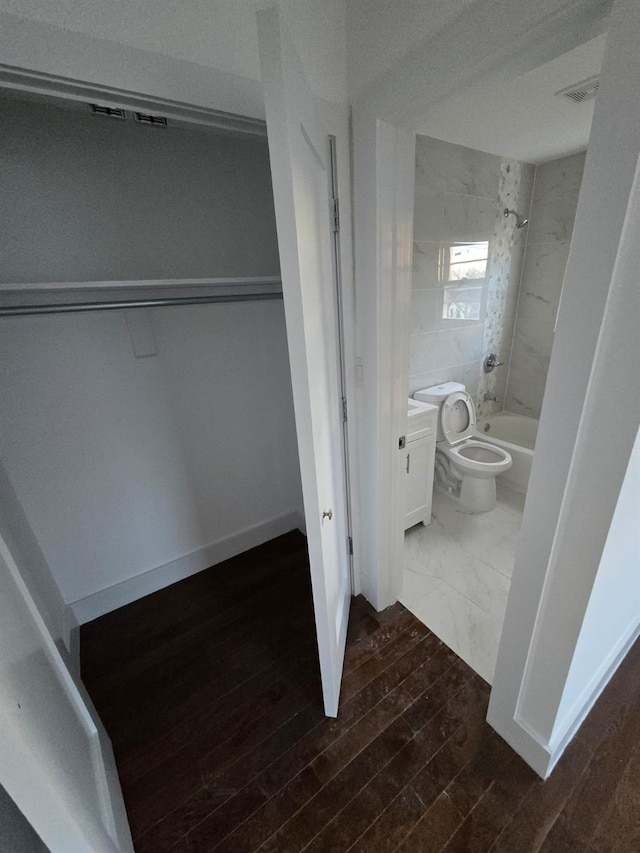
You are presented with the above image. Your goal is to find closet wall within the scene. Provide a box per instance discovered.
[1,97,280,282]
[0,96,303,625]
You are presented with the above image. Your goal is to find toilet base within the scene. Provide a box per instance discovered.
[459,474,497,513]
[434,447,500,513]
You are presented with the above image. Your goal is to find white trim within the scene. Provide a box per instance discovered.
[492,617,640,780]
[548,619,640,762]
[0,63,267,138]
[0,535,134,852]
[495,714,554,779]
[69,511,303,624]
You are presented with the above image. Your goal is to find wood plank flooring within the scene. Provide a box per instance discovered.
[81,531,640,852]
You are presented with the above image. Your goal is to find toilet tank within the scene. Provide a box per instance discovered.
[414,381,465,405]
[414,382,466,442]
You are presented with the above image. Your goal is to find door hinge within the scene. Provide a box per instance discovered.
[341,396,348,422]
[348,536,353,555]
[331,197,340,233]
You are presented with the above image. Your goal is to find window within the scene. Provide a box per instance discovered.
[440,241,488,321]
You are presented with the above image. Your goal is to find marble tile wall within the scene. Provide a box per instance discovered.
[477,159,534,419]
[410,136,533,415]
[504,151,586,418]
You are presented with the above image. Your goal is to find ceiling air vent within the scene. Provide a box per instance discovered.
[556,76,600,105]
[134,112,168,127]
[90,104,127,119]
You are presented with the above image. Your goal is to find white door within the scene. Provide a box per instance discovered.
[258,9,351,716]
[0,535,133,852]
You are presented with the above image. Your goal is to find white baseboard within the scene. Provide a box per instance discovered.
[487,702,553,779]
[489,617,640,779]
[546,617,640,773]
[69,511,303,624]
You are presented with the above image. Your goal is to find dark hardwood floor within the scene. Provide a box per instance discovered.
[81,531,640,852]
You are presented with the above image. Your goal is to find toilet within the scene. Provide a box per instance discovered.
[414,382,512,513]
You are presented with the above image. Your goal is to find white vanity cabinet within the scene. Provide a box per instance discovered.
[404,400,438,530]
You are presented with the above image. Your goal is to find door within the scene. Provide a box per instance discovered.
[0,535,133,852]
[404,436,436,529]
[258,8,351,716]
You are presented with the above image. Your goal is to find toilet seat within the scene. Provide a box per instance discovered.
[441,390,476,445]
[439,439,512,476]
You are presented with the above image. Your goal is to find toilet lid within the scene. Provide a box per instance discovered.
[442,390,476,445]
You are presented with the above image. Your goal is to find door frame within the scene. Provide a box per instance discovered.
[327,132,356,589]
[353,0,611,612]
[351,0,627,778]
[0,534,133,852]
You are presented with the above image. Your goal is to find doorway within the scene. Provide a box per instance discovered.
[400,56,597,680]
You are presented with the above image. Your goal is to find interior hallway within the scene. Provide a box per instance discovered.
[81,532,640,852]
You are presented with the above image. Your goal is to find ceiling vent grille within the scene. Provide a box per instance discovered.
[90,104,127,119]
[556,76,600,105]
[134,112,168,127]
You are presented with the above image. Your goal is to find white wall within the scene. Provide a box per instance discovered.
[0,302,302,619]
[555,427,640,734]
[0,96,280,283]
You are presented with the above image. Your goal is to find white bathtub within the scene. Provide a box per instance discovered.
[475,411,539,494]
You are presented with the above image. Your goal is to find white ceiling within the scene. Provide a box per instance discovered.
[417,33,607,164]
[346,0,475,97]
[0,0,262,79]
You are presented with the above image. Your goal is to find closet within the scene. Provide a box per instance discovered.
[0,90,304,639]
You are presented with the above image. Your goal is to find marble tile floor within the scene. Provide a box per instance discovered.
[402,483,525,684]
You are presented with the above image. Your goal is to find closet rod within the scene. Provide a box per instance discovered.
[0,292,283,317]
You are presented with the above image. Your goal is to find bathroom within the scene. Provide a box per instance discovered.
[401,35,603,682]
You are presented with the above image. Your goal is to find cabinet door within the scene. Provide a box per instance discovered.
[404,436,436,529]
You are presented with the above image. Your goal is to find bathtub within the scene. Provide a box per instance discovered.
[475,411,539,494]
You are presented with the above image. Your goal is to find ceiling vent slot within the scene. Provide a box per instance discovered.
[134,112,168,127]
[556,76,600,105]
[90,104,127,119]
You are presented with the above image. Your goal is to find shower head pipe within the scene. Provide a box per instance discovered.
[504,207,529,228]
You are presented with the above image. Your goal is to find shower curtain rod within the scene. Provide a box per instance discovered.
[0,291,283,317]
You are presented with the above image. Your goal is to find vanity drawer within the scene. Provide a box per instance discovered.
[407,409,436,443]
